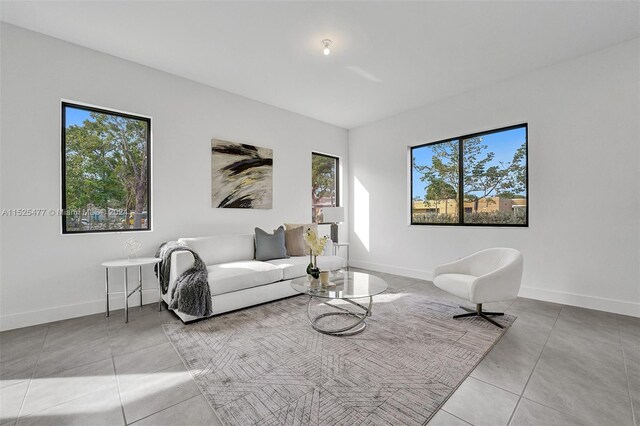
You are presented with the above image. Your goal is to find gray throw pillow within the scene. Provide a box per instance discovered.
[255,226,289,261]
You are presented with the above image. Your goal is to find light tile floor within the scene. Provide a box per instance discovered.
[0,269,637,426]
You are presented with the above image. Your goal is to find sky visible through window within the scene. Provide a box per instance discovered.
[65,106,91,127]
[412,127,526,200]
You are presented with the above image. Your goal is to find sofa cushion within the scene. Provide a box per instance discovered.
[179,234,254,265]
[207,261,283,296]
[266,256,345,280]
[433,273,476,300]
[255,226,288,261]
[284,226,307,256]
[315,255,345,272]
[284,223,318,233]
[284,223,318,251]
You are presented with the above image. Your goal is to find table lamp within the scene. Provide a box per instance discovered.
[322,207,344,243]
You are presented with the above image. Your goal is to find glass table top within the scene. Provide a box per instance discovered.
[291,270,388,299]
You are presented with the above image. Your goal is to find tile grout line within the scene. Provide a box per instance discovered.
[15,319,117,423]
[466,375,520,398]
[10,373,122,423]
[13,322,168,426]
[427,313,513,425]
[106,318,129,426]
[106,307,174,425]
[617,318,637,426]
[440,409,473,425]
[112,313,200,425]
[20,338,114,380]
[505,306,561,426]
[514,395,581,422]
[126,393,204,425]
[14,324,50,423]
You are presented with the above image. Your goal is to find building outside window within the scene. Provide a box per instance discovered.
[62,102,151,234]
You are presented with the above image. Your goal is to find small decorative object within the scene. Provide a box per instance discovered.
[320,270,330,287]
[303,229,328,280]
[308,265,320,280]
[309,276,320,290]
[124,237,142,260]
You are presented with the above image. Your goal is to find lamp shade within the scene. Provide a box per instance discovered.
[322,207,344,223]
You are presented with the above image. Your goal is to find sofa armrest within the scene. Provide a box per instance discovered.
[470,257,523,303]
[433,248,498,279]
[168,250,195,298]
[433,256,473,279]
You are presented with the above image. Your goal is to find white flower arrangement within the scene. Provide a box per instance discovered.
[303,229,328,256]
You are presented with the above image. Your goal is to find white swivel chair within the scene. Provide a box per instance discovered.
[432,248,523,328]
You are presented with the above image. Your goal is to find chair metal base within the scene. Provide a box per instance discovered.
[453,303,505,328]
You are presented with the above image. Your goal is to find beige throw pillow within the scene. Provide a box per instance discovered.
[283,226,307,256]
[284,223,318,234]
[284,223,318,254]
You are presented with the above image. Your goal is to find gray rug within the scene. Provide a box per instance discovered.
[164,290,515,425]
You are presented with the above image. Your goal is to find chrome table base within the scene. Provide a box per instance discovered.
[306,295,373,336]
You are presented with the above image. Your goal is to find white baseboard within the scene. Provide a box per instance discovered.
[350,259,640,318]
[350,260,433,281]
[0,291,161,331]
[518,286,640,318]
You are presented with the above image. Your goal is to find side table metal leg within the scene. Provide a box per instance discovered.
[346,245,350,270]
[105,268,109,317]
[139,265,143,308]
[124,267,129,323]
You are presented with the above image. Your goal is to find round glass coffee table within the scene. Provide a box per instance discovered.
[291,270,388,336]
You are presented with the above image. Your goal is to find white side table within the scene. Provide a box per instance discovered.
[101,257,162,323]
[332,242,350,269]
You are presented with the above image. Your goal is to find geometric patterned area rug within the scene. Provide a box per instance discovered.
[164,290,515,425]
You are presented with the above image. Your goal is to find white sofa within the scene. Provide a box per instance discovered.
[163,234,345,323]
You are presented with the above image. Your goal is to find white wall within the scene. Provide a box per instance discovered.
[348,38,640,317]
[0,24,349,330]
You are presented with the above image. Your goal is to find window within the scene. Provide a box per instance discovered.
[311,153,339,223]
[411,124,528,226]
[62,102,151,233]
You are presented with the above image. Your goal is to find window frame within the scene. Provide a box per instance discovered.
[311,152,340,225]
[410,123,528,227]
[61,101,152,235]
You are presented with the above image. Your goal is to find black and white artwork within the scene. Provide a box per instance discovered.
[211,139,273,209]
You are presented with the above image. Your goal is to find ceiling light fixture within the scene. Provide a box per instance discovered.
[321,39,332,56]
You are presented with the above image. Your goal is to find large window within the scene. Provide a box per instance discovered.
[311,152,339,223]
[62,102,151,234]
[411,124,528,226]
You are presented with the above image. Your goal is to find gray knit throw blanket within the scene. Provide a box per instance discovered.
[155,241,212,318]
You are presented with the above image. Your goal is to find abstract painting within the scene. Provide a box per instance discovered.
[211,139,273,209]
